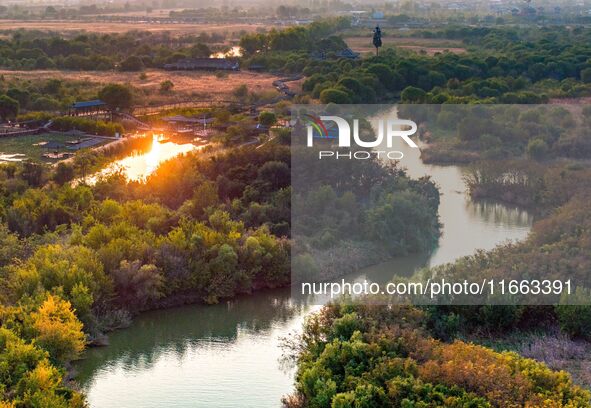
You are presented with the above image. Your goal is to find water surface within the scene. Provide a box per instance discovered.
[75,116,533,407]
[94,135,198,181]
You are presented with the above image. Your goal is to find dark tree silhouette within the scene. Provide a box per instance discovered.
[373,26,382,56]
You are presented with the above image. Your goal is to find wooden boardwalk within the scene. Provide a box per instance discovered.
[0,128,41,138]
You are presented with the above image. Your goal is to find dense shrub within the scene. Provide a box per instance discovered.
[50,116,124,136]
[287,303,591,407]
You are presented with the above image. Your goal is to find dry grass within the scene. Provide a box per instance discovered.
[472,330,591,389]
[0,69,285,103]
[345,36,466,56]
[517,332,591,389]
[550,97,591,105]
[0,20,270,37]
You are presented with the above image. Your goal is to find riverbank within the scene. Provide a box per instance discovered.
[74,174,532,407]
[73,111,533,407]
[420,143,482,164]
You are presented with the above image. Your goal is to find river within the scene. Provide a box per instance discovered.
[91,134,200,182]
[74,117,533,408]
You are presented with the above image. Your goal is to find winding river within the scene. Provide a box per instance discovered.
[74,115,533,408]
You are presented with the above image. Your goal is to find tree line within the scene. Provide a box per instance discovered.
[244,25,591,104]
[0,30,215,71]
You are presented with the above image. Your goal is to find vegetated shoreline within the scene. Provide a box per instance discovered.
[420,143,481,165]
[464,157,591,210]
[81,285,280,348]
[468,186,538,210]
[81,175,441,350]
[81,239,426,347]
[308,241,392,282]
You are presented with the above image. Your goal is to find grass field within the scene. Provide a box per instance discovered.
[471,330,591,389]
[345,36,466,56]
[0,133,108,163]
[0,69,287,105]
[0,20,271,37]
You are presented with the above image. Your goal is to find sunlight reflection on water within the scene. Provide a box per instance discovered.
[94,135,199,182]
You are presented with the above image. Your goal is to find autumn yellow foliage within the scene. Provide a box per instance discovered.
[31,294,86,363]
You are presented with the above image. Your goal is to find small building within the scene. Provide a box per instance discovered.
[66,138,105,150]
[311,47,360,61]
[163,58,239,71]
[69,100,109,117]
[335,48,360,59]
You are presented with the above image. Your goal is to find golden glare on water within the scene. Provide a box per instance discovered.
[145,134,163,175]
[97,134,198,182]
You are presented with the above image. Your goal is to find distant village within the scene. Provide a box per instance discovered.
[5,0,591,25]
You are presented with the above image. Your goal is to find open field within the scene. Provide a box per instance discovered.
[0,133,109,163]
[472,330,591,389]
[0,20,270,37]
[345,36,467,56]
[0,69,289,104]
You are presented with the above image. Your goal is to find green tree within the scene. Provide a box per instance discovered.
[111,260,164,310]
[30,96,61,111]
[239,33,266,56]
[258,111,277,127]
[160,80,174,93]
[53,162,75,185]
[20,162,45,187]
[527,138,549,160]
[556,290,591,340]
[181,181,219,219]
[11,244,108,302]
[457,116,489,142]
[73,151,93,180]
[400,86,427,103]
[6,88,30,108]
[190,43,212,58]
[233,84,249,100]
[0,95,19,121]
[320,88,351,104]
[367,63,404,91]
[257,161,290,190]
[98,83,134,111]
[119,55,144,71]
